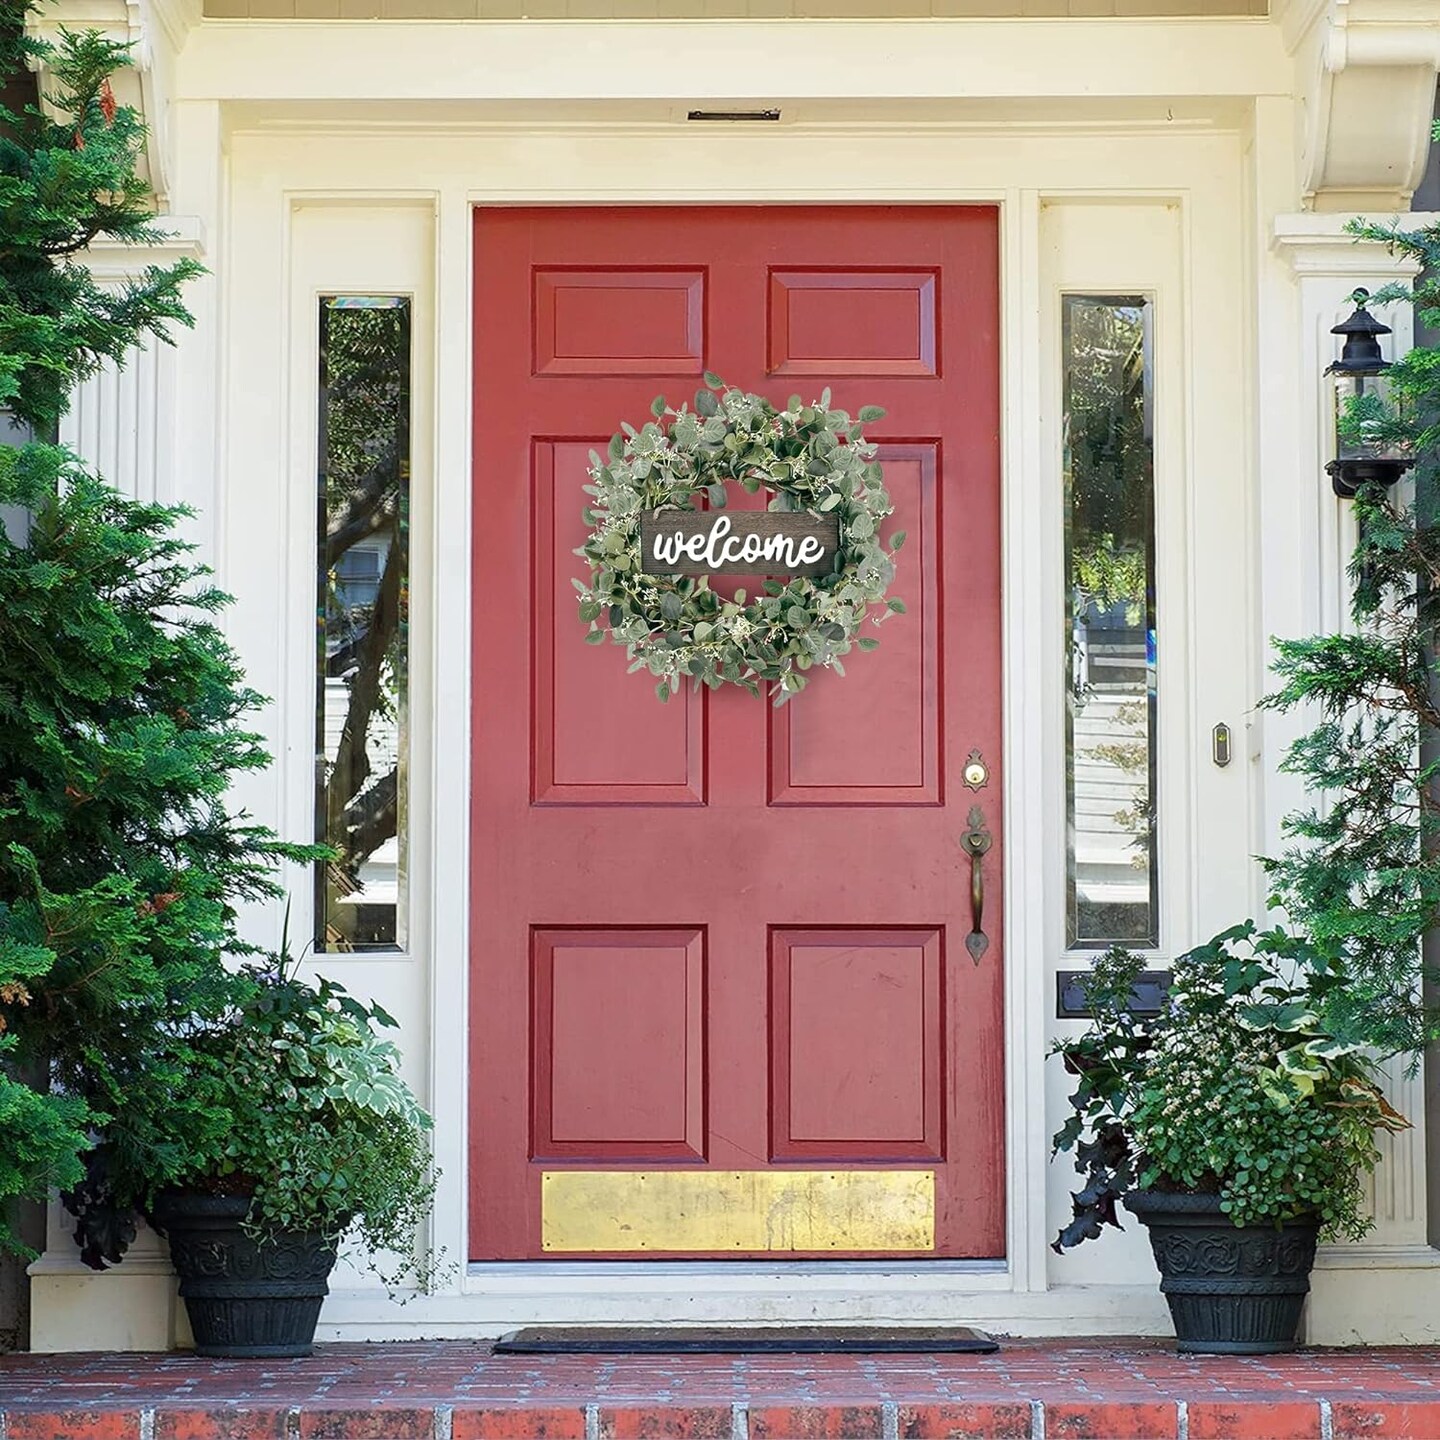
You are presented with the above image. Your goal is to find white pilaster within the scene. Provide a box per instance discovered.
[1268,215,1440,1337]
[55,222,206,509]
[28,218,208,1350]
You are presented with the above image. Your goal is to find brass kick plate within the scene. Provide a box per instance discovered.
[540,1169,936,1253]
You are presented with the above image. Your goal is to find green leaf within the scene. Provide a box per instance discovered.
[887,597,907,614]
[703,371,724,390]
[696,388,719,417]
[650,394,666,418]
[857,405,886,423]
[584,629,606,644]
[890,530,907,550]
[857,637,881,651]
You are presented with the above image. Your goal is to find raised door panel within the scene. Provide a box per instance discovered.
[769,445,939,804]
[534,269,706,375]
[768,270,938,376]
[532,927,706,1161]
[531,440,706,804]
[770,927,944,1161]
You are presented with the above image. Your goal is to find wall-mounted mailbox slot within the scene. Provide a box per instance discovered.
[1056,969,1171,1019]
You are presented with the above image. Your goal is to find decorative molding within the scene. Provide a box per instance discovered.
[1272,211,1433,275]
[1315,1243,1440,1269]
[24,0,200,211]
[80,215,208,279]
[1278,0,1439,211]
[28,1201,174,1279]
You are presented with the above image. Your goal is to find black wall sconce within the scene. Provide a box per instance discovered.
[1326,289,1414,498]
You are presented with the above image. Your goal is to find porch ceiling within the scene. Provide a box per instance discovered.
[204,0,1267,18]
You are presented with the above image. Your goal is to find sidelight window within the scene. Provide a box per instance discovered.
[1063,295,1158,948]
[315,295,411,952]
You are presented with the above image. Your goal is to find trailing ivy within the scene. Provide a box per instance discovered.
[578,376,904,703]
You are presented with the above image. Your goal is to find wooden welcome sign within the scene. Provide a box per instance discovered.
[639,510,840,578]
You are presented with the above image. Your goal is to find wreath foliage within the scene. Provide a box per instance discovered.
[576,375,905,703]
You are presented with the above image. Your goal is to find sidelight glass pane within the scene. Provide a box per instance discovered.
[1063,295,1158,948]
[316,295,411,952]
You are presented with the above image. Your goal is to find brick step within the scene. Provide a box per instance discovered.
[2,1399,1437,1438]
[4,1341,1440,1440]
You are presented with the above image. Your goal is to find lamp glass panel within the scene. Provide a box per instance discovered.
[1334,370,1407,464]
[315,295,411,953]
[1063,295,1159,949]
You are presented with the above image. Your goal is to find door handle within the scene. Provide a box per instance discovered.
[959,805,992,963]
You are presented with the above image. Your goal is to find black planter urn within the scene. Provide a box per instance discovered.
[1123,1190,1320,1355]
[150,1193,338,1358]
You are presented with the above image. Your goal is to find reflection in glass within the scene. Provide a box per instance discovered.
[1063,296,1158,948]
[316,296,411,952]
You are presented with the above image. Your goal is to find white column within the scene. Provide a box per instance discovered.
[1270,212,1440,1344]
[27,222,207,1353]
[56,221,206,510]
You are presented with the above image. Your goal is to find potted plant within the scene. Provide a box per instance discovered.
[112,960,443,1358]
[1052,925,1407,1353]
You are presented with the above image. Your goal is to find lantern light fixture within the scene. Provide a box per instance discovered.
[1325,288,1414,499]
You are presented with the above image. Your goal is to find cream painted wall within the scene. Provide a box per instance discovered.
[24,9,1440,1349]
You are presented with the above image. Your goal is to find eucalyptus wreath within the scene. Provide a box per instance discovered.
[576,375,906,702]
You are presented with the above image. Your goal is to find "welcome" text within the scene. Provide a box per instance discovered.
[638,511,839,578]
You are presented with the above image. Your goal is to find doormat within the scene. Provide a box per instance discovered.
[493,1326,999,1355]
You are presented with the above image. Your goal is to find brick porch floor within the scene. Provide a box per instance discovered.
[4,1338,1440,1439]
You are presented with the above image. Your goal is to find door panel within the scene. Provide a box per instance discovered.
[531,927,706,1162]
[768,269,939,375]
[472,206,1003,1260]
[531,440,706,804]
[770,927,944,1161]
[768,444,940,804]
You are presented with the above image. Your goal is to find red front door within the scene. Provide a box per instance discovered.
[470,206,1003,1260]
